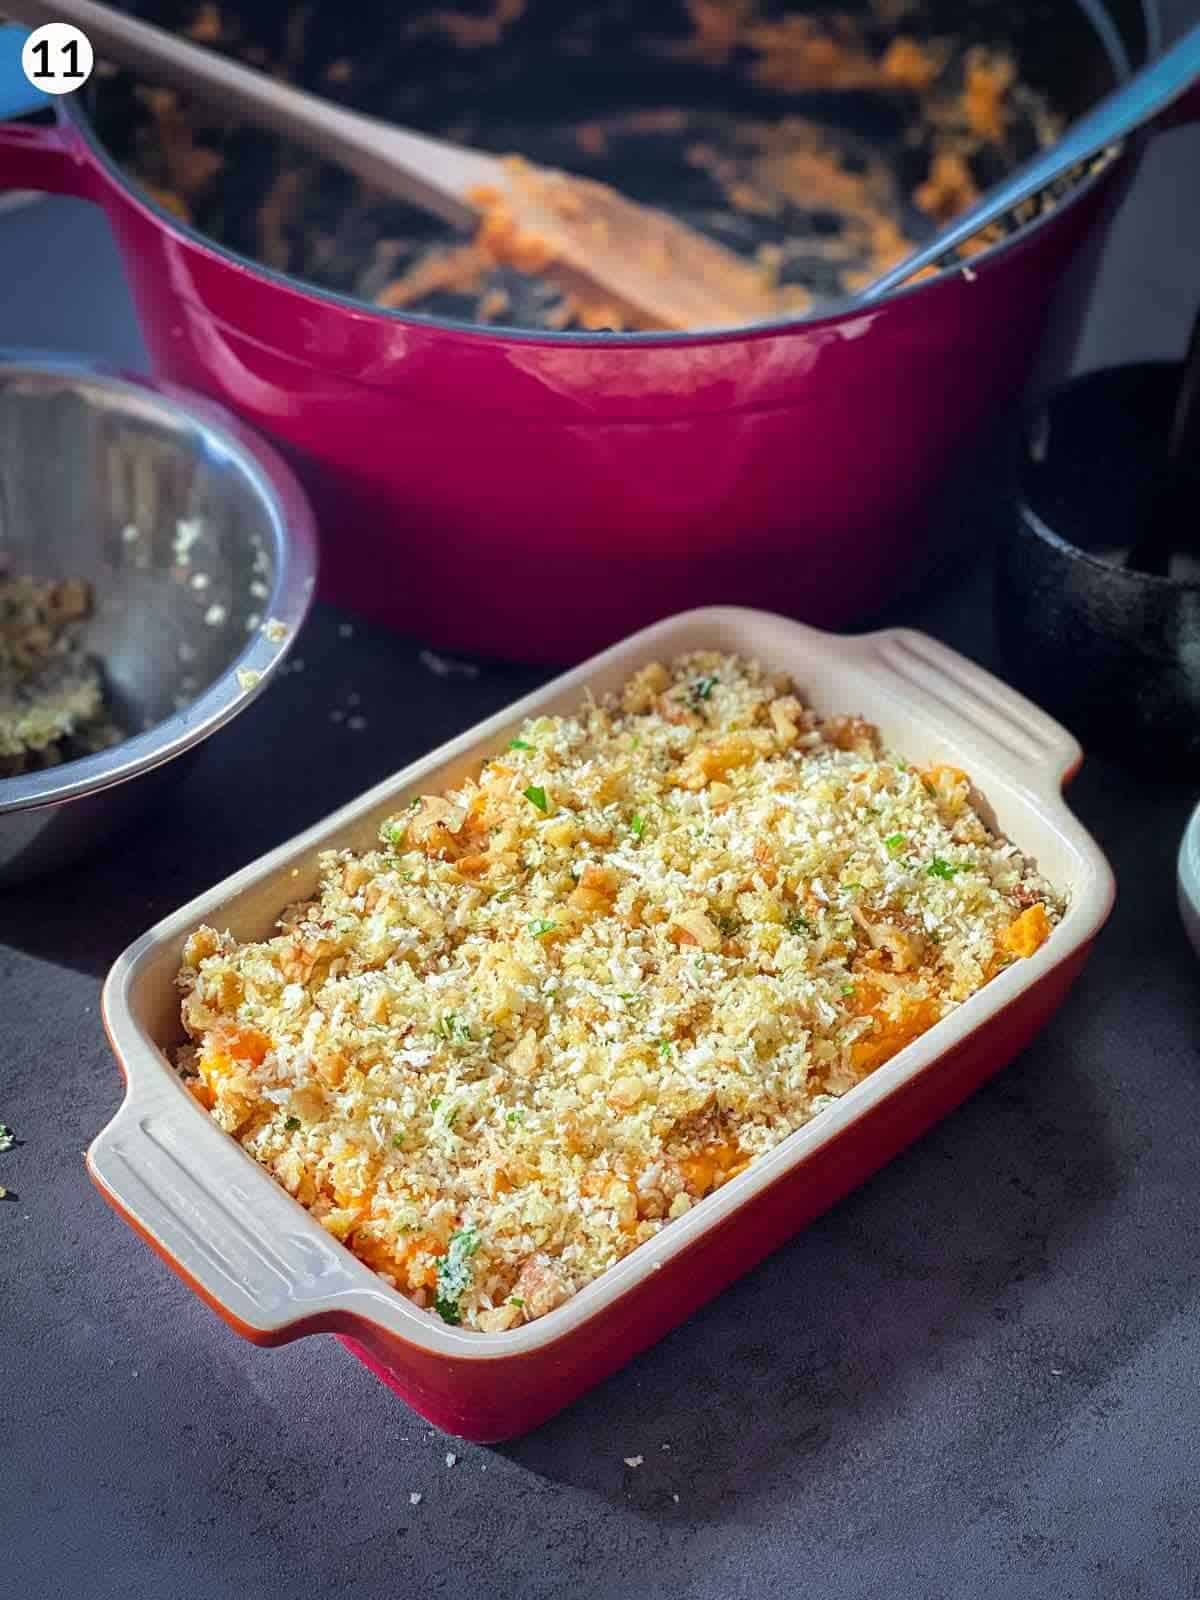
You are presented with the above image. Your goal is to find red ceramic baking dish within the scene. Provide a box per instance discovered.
[90,607,1115,1440]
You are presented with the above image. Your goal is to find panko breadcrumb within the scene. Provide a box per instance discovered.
[176,653,1064,1330]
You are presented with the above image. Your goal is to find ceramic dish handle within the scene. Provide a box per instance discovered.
[88,1052,370,1342]
[863,628,1083,791]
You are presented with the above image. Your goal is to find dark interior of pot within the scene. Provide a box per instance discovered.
[84,0,1147,331]
[1021,364,1189,568]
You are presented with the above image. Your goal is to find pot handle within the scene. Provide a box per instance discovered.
[0,115,93,198]
[87,1055,376,1345]
[0,22,92,199]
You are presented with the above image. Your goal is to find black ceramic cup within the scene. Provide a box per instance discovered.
[995,362,1200,771]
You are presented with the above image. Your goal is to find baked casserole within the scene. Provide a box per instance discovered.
[177,652,1063,1330]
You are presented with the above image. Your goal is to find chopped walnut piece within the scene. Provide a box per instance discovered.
[478,1302,524,1332]
[769,694,807,747]
[822,715,879,756]
[508,1029,541,1079]
[511,1257,570,1319]
[677,733,758,789]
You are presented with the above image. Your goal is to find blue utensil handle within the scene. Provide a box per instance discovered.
[0,23,47,121]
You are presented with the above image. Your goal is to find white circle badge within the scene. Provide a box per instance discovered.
[21,23,94,96]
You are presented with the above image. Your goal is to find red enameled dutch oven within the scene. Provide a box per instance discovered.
[0,0,1193,664]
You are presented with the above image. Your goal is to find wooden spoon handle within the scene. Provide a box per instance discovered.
[5,0,498,226]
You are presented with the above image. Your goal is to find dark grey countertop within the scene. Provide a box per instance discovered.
[5,54,1200,1599]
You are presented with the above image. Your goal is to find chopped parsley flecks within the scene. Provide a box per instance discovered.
[523,785,549,813]
[508,738,533,751]
[926,857,960,880]
[437,1012,472,1043]
[434,1226,481,1325]
[885,833,907,855]
[686,673,719,709]
[630,813,646,839]
[528,918,556,938]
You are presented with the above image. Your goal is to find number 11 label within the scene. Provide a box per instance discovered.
[21,23,94,95]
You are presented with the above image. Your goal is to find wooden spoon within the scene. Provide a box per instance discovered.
[7,0,778,332]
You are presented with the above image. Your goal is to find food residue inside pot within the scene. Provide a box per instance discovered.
[91,0,1085,331]
[463,154,787,331]
[0,577,125,778]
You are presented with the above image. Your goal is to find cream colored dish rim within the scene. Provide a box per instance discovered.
[90,606,1116,1363]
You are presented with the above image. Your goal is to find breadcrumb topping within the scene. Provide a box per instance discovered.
[176,653,1063,1330]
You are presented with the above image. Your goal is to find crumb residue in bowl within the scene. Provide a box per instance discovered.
[0,577,125,778]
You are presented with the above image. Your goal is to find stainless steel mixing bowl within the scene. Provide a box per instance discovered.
[0,356,318,884]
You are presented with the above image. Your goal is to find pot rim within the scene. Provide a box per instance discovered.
[0,355,319,817]
[1016,500,1200,594]
[1018,360,1200,595]
[60,0,1144,349]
